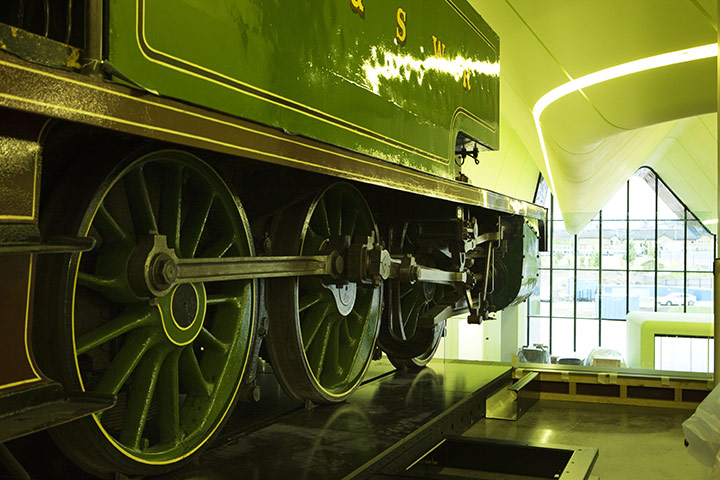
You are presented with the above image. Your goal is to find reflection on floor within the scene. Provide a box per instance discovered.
[464,400,709,479]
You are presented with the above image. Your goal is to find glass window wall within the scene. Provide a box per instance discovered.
[528,167,715,362]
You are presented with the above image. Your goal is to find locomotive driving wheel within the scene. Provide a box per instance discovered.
[378,222,446,370]
[35,149,256,476]
[266,183,382,404]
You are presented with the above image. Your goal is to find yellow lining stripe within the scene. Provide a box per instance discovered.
[23,255,41,379]
[445,0,497,54]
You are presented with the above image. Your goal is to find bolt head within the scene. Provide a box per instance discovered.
[162,262,177,283]
[150,253,178,291]
[335,255,344,275]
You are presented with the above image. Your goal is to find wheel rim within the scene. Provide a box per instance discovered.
[379,222,445,368]
[67,150,255,466]
[394,281,445,363]
[268,183,381,403]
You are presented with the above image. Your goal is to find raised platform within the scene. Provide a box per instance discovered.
[162,359,511,479]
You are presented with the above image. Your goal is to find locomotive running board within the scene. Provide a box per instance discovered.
[0,380,114,443]
[0,236,96,255]
[0,50,546,227]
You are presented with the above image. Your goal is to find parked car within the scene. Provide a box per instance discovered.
[658,292,697,306]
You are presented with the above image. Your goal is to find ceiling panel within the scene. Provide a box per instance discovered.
[468,0,717,233]
[509,0,716,78]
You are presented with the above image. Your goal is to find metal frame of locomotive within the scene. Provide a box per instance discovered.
[0,1,546,477]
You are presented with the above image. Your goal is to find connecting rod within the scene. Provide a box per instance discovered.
[130,234,472,299]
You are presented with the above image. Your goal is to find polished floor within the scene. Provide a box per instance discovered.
[464,400,710,479]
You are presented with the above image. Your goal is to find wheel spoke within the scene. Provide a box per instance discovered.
[349,310,365,325]
[326,192,342,235]
[312,197,331,237]
[305,317,333,377]
[321,320,341,384]
[206,293,244,307]
[301,303,330,347]
[342,208,358,237]
[401,288,423,312]
[94,329,161,395]
[197,327,229,354]
[390,287,408,340]
[76,309,157,355]
[339,318,356,347]
[124,167,158,235]
[77,272,125,299]
[179,346,213,397]
[401,291,423,336]
[156,350,181,445]
[304,226,326,254]
[299,292,324,313]
[180,191,214,258]
[159,164,183,250]
[198,235,234,258]
[400,290,418,326]
[94,204,131,246]
[405,305,420,338]
[400,284,414,299]
[119,346,169,449]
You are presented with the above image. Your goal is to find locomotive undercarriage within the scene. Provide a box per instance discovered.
[0,119,537,477]
[0,45,544,476]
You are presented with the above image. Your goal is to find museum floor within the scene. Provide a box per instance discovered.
[465,400,710,479]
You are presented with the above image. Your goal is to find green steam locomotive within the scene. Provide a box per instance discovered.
[0,1,544,476]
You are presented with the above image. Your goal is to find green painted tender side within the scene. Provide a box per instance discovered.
[106,0,499,179]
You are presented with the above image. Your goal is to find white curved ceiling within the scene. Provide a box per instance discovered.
[468,0,717,233]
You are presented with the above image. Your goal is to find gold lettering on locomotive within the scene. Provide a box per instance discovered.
[462,69,472,91]
[350,0,365,15]
[432,35,446,58]
[395,8,407,45]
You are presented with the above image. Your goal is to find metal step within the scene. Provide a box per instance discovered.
[0,380,114,443]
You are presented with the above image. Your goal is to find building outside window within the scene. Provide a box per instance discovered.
[527,168,715,368]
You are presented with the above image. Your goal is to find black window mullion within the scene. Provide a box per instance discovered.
[626,180,630,316]
[683,208,687,313]
[598,210,603,346]
[654,174,658,313]
[573,233,578,352]
[549,196,553,353]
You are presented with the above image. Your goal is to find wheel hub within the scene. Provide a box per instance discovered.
[171,283,198,328]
